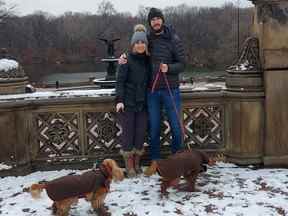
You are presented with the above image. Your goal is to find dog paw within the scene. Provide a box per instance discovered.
[94,206,111,216]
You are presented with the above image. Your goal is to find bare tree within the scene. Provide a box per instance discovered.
[0,1,253,72]
[0,0,15,23]
[97,0,116,16]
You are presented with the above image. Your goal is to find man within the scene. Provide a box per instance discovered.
[119,8,186,175]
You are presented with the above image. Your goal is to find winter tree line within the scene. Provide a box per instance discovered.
[0,0,253,71]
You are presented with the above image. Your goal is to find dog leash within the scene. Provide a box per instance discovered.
[151,65,161,93]
[150,64,189,149]
[162,72,186,147]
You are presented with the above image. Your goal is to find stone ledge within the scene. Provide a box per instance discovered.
[264,155,288,167]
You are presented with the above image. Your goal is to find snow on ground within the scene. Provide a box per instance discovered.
[0,163,287,216]
[0,59,19,72]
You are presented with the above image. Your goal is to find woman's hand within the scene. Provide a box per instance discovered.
[116,103,125,112]
[118,53,127,65]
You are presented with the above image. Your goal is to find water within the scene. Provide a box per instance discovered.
[23,63,225,86]
[42,72,106,84]
[23,63,106,85]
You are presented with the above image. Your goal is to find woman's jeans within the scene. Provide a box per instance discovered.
[147,88,183,160]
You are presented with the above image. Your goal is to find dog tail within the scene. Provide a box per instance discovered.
[30,183,46,199]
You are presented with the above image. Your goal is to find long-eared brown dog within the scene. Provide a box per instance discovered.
[29,159,124,216]
[145,149,215,197]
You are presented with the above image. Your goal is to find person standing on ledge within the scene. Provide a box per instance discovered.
[119,8,186,176]
[116,24,151,178]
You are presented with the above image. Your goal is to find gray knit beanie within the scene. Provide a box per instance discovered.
[130,24,148,46]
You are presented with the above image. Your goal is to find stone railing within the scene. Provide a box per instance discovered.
[0,86,226,170]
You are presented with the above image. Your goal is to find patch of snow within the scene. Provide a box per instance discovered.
[180,83,194,89]
[0,59,19,72]
[93,78,117,83]
[0,89,115,102]
[235,60,254,71]
[181,82,226,91]
[0,162,12,171]
[0,163,287,215]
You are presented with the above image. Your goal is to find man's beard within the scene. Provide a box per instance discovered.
[152,25,164,34]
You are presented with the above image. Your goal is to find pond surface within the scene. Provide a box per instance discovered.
[23,63,225,86]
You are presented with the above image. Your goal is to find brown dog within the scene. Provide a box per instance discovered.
[146,149,215,197]
[29,159,124,216]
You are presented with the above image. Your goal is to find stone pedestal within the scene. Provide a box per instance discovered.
[0,77,29,94]
[0,62,28,95]
[225,37,265,165]
[252,0,288,166]
[0,110,31,166]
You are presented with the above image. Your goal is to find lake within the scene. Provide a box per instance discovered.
[23,63,226,86]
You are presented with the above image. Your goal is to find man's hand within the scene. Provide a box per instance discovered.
[160,63,168,73]
[116,103,124,112]
[118,53,127,65]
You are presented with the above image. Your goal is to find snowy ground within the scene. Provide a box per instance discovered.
[0,163,287,216]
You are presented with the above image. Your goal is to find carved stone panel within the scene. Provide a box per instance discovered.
[183,105,224,149]
[85,112,122,155]
[34,112,81,158]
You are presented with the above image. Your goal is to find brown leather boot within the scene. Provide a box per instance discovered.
[134,149,144,175]
[144,160,158,176]
[121,150,136,178]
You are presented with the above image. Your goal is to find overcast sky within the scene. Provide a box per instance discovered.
[6,0,253,16]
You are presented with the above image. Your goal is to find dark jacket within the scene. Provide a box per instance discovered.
[45,165,111,201]
[147,25,185,90]
[157,150,209,180]
[116,52,150,112]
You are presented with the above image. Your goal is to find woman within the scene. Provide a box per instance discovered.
[116,24,150,177]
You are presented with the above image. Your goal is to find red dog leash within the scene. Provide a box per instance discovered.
[150,65,186,147]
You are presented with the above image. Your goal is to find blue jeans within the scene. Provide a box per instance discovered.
[147,88,183,160]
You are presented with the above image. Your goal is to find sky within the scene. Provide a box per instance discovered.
[6,0,253,16]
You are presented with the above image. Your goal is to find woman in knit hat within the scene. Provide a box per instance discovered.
[115,24,151,177]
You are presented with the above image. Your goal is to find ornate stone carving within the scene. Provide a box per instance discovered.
[35,113,81,157]
[228,37,261,72]
[86,112,121,154]
[226,37,263,92]
[32,106,224,161]
[46,119,70,145]
[0,66,26,79]
[183,106,224,149]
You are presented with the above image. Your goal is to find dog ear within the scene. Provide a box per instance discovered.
[102,159,115,169]
[102,159,124,181]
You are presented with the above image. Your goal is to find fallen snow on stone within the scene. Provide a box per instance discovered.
[0,82,228,102]
[0,163,12,171]
[235,60,254,71]
[0,89,115,102]
[0,163,287,215]
[0,59,19,72]
[181,82,226,91]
